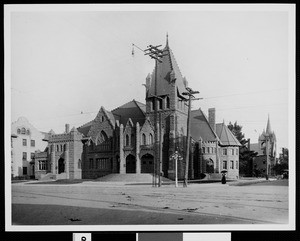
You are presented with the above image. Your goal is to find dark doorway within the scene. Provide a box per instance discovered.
[141,154,154,173]
[206,158,214,173]
[116,155,120,173]
[58,158,65,174]
[126,155,136,173]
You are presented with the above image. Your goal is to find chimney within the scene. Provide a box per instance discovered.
[65,124,70,133]
[208,108,216,132]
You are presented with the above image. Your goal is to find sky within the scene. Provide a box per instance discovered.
[6,4,295,154]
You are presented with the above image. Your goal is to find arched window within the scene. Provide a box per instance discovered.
[17,129,21,134]
[202,147,205,154]
[56,145,59,152]
[26,129,30,135]
[149,133,154,145]
[126,134,130,146]
[166,96,170,109]
[97,130,108,145]
[21,128,26,134]
[131,134,135,146]
[142,133,146,145]
[78,159,81,169]
[63,144,67,152]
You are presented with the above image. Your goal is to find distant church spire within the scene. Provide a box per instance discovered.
[266,114,272,135]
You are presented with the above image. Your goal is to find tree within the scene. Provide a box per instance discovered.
[227,121,246,145]
[227,121,258,177]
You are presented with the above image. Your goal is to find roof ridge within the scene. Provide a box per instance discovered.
[133,99,146,114]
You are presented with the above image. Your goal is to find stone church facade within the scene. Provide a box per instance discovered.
[34,37,241,181]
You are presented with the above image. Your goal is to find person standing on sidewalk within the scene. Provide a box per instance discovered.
[221,173,226,184]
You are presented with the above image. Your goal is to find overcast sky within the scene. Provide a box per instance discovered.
[6,4,295,153]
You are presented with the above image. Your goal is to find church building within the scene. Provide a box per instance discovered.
[250,116,277,177]
[34,37,241,181]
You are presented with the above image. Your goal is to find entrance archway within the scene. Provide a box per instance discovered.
[206,158,214,173]
[126,154,136,173]
[58,158,65,174]
[141,154,154,173]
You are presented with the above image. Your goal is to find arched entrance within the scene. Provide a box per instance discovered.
[126,154,136,173]
[58,158,65,174]
[141,154,154,173]
[206,158,214,173]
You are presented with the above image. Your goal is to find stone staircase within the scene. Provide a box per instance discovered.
[97,173,172,183]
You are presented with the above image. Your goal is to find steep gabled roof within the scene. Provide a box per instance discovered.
[111,99,146,126]
[190,108,218,142]
[77,120,94,137]
[147,38,187,99]
[216,122,241,146]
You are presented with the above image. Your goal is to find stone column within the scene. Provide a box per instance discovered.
[64,143,69,179]
[119,124,125,174]
[135,122,141,174]
[51,144,56,174]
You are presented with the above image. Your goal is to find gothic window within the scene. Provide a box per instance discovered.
[149,133,154,145]
[17,129,20,134]
[166,96,170,109]
[21,128,26,134]
[126,134,130,146]
[131,134,135,146]
[78,159,81,169]
[97,131,108,145]
[142,133,146,145]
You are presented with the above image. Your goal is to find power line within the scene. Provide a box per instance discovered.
[202,88,288,99]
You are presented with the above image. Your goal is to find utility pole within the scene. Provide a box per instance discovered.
[265,134,269,180]
[182,87,201,187]
[143,44,168,187]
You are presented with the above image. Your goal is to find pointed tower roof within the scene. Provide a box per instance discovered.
[216,122,242,146]
[147,36,187,99]
[266,114,272,135]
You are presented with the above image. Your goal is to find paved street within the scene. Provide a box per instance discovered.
[11,179,288,225]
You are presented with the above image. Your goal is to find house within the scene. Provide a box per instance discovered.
[11,117,48,178]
